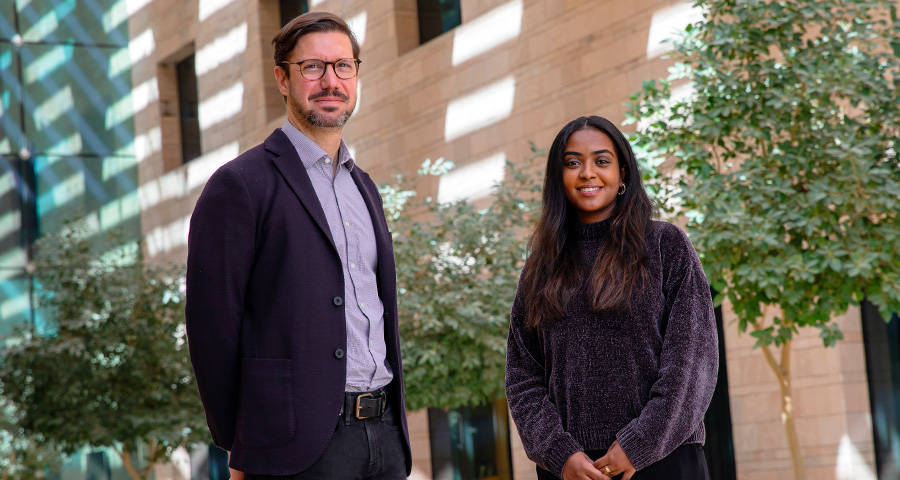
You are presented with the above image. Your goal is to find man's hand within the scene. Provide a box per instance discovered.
[594,440,636,480]
[229,468,244,480]
[562,451,612,480]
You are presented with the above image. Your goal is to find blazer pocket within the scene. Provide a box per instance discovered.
[237,358,296,448]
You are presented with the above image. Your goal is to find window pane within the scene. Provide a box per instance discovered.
[16,0,128,47]
[22,43,135,157]
[428,399,512,480]
[0,275,32,337]
[0,4,14,37]
[0,43,24,154]
[862,301,900,479]
[177,54,201,163]
[418,0,462,44]
[279,0,309,27]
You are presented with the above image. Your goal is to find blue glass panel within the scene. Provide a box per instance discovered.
[0,43,24,154]
[32,154,139,240]
[21,43,135,157]
[0,155,27,255]
[0,275,32,337]
[16,0,128,47]
[0,2,15,41]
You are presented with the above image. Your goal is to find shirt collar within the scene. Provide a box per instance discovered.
[281,120,355,171]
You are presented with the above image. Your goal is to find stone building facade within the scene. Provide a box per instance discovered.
[2,0,894,479]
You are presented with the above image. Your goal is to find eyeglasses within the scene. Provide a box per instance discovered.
[280,58,361,80]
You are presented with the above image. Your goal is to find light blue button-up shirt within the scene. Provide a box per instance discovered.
[281,121,393,392]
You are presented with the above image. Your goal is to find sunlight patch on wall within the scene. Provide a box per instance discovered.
[444,76,515,141]
[102,156,138,181]
[109,28,155,77]
[0,250,26,283]
[139,170,186,210]
[187,141,240,191]
[133,126,162,163]
[451,0,522,66]
[37,172,84,214]
[0,212,21,241]
[105,77,158,129]
[34,86,74,130]
[24,44,72,84]
[199,0,236,22]
[646,1,702,59]
[46,133,83,156]
[438,152,506,204]
[0,294,29,321]
[836,435,876,480]
[0,171,13,198]
[103,0,155,33]
[198,82,243,131]
[347,11,367,46]
[196,23,247,76]
[22,0,75,42]
[99,191,141,231]
[146,215,191,256]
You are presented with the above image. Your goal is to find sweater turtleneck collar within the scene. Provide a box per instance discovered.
[575,218,612,243]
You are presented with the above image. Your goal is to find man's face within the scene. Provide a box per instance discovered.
[276,31,358,131]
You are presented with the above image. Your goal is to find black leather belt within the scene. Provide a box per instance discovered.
[341,387,388,420]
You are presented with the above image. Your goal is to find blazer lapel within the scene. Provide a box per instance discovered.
[266,130,337,250]
[351,167,397,308]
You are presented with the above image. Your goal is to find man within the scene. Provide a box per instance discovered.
[185,12,411,479]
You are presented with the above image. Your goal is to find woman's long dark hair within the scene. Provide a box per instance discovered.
[520,116,657,328]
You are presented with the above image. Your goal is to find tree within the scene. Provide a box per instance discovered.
[0,396,61,480]
[0,225,207,480]
[380,153,541,410]
[626,1,900,478]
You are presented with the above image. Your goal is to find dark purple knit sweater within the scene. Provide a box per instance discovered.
[506,219,718,477]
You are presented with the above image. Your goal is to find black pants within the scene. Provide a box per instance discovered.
[245,398,406,480]
[536,444,710,480]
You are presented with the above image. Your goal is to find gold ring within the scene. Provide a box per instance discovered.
[603,466,612,474]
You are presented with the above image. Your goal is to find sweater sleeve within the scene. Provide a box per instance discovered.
[506,282,584,477]
[615,224,719,470]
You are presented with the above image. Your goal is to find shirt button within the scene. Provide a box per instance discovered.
[324,157,332,164]
[350,263,356,269]
[334,349,344,359]
[360,302,365,308]
[333,296,343,306]
[344,221,350,227]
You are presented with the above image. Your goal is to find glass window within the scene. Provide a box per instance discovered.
[428,399,512,480]
[15,0,128,47]
[861,300,900,479]
[417,0,462,45]
[176,54,201,164]
[1,43,23,155]
[22,43,133,157]
[279,0,309,28]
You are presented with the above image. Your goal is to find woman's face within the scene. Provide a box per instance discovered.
[561,128,624,224]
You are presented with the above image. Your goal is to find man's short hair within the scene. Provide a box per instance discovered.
[272,12,361,78]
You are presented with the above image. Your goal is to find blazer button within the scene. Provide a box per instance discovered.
[333,296,343,306]
[334,348,344,359]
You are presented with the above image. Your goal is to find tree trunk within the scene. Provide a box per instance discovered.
[779,370,806,480]
[758,335,806,479]
[116,449,143,480]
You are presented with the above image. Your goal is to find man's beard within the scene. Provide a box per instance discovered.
[290,89,354,128]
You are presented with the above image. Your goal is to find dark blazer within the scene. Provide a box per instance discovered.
[185,129,411,476]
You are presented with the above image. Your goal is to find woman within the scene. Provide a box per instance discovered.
[506,116,718,480]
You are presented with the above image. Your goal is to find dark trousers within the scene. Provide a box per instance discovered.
[245,397,406,480]
[536,443,710,480]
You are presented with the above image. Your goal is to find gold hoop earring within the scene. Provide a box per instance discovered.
[618,184,626,195]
